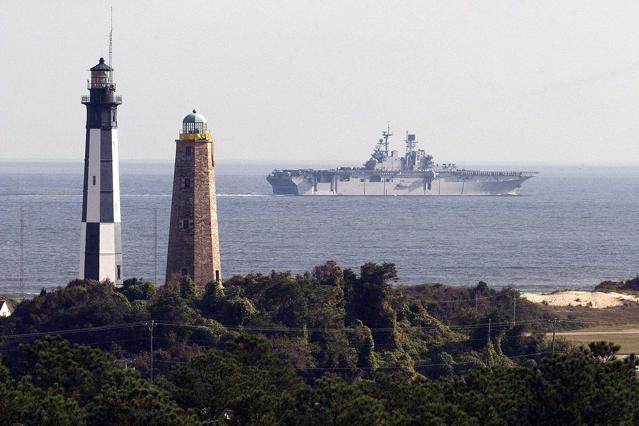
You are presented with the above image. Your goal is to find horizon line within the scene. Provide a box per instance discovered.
[1,158,639,167]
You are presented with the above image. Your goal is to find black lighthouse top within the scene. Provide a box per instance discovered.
[89,58,114,90]
[82,57,121,107]
[90,57,112,71]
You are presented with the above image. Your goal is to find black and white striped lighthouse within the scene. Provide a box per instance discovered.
[79,57,123,284]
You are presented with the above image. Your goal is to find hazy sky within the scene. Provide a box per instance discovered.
[2,1,639,164]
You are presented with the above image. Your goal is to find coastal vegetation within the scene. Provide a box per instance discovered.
[0,262,637,425]
[595,275,639,293]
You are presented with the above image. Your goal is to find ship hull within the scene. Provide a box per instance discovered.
[267,171,533,196]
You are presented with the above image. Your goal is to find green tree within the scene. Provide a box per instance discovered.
[200,280,257,325]
[346,263,398,348]
[169,335,305,423]
[583,341,621,363]
[2,280,134,334]
[87,374,198,425]
[0,361,85,426]
[335,395,389,425]
[118,278,157,302]
[349,320,377,369]
[5,337,196,425]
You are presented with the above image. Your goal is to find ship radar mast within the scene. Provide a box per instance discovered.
[403,132,418,170]
[405,132,417,157]
[370,122,393,164]
[381,121,392,156]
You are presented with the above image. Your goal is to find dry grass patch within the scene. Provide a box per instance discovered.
[556,323,639,355]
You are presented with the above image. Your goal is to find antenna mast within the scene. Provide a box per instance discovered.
[108,7,113,68]
[382,121,392,156]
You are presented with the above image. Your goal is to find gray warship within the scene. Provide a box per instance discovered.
[267,126,537,196]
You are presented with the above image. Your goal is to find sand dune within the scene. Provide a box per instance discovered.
[522,291,639,308]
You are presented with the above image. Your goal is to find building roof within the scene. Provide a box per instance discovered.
[90,57,113,72]
[183,109,207,124]
[0,299,14,315]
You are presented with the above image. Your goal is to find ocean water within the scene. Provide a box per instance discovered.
[0,160,637,294]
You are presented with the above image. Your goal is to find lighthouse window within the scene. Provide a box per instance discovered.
[101,110,111,126]
[116,265,121,280]
[181,219,192,230]
[180,177,191,189]
[215,270,220,282]
[185,147,193,158]
[92,176,96,185]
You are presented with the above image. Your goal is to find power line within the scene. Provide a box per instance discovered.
[0,319,614,375]
[0,318,533,343]
[2,317,634,343]
[297,352,553,372]
[0,322,147,340]
[0,336,151,357]
[143,318,560,334]
[142,351,555,372]
[417,293,509,304]
[0,321,540,351]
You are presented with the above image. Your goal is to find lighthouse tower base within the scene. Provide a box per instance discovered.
[166,110,221,287]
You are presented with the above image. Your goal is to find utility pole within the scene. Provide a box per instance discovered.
[487,318,492,344]
[551,318,557,354]
[512,292,517,326]
[153,208,158,285]
[19,207,24,301]
[146,320,155,381]
[475,294,478,312]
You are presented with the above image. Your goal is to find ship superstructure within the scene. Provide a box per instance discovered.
[267,125,537,196]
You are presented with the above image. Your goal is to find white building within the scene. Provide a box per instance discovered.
[0,300,14,317]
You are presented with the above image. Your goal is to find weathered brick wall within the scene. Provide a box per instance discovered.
[166,137,221,286]
[192,139,221,285]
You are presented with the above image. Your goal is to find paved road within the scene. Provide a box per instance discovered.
[554,329,639,336]
[524,329,639,337]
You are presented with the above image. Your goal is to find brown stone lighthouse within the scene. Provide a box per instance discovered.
[166,110,221,286]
